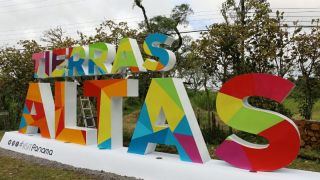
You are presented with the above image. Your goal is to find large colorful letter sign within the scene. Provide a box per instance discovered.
[68,46,86,77]
[32,33,176,78]
[128,78,210,163]
[32,52,50,78]
[111,38,146,74]
[143,33,176,71]
[19,83,55,138]
[51,48,70,77]
[88,43,116,75]
[16,33,308,174]
[84,79,138,149]
[55,82,97,145]
[215,74,300,171]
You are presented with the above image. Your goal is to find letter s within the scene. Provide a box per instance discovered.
[143,33,176,71]
[215,73,300,171]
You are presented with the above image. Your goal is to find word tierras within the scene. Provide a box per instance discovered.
[32,33,175,78]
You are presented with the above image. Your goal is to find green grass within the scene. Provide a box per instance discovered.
[0,130,102,179]
[284,98,320,120]
[298,149,320,161]
[123,97,142,115]
[289,158,320,172]
[289,149,320,172]
[283,98,302,120]
[0,155,99,180]
[312,101,320,120]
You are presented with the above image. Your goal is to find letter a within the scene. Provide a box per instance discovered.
[19,83,55,138]
[128,78,210,163]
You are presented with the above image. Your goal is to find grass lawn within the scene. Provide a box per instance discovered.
[0,131,4,139]
[289,158,320,172]
[0,155,99,180]
[284,98,320,120]
[0,131,111,179]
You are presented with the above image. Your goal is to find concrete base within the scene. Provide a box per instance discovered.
[1,131,320,180]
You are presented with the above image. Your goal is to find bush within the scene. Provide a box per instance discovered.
[248,97,293,118]
[201,125,228,145]
[189,90,217,111]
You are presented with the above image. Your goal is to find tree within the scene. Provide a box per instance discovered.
[134,1,193,52]
[133,0,151,32]
[78,20,140,47]
[292,22,320,120]
[201,24,240,85]
[220,0,288,75]
[133,1,194,99]
[272,12,299,77]
[0,40,43,129]
[41,27,76,48]
[175,36,204,92]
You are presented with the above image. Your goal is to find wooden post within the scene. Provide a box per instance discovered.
[211,111,216,134]
[208,110,211,131]
[197,108,201,127]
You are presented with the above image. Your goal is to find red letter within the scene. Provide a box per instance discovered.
[215,73,300,171]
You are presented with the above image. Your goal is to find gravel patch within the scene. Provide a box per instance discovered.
[0,147,140,180]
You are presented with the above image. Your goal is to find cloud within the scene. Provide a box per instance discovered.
[0,0,319,46]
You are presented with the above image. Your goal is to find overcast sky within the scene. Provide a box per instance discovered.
[0,0,320,47]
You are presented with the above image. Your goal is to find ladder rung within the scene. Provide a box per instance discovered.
[79,96,96,128]
[82,108,92,110]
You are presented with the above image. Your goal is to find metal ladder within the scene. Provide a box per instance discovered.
[79,97,96,128]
